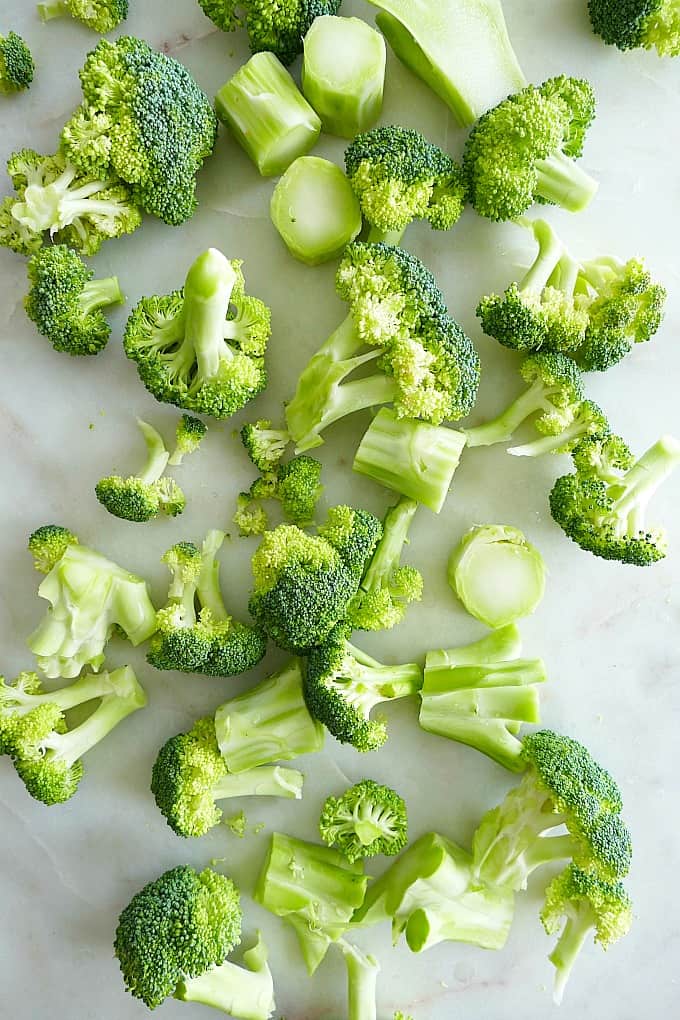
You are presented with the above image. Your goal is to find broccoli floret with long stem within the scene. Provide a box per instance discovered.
[463,77,598,221]
[550,432,680,565]
[303,622,423,751]
[28,524,79,574]
[169,414,207,466]
[0,32,34,93]
[320,779,408,862]
[241,420,291,473]
[588,0,680,56]
[37,1,128,31]
[338,939,380,1020]
[124,249,269,419]
[95,419,185,522]
[199,1,342,65]
[255,832,368,973]
[507,400,608,458]
[344,126,467,246]
[235,456,323,536]
[541,864,632,1004]
[285,242,480,452]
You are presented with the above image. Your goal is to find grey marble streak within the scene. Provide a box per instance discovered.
[1,1,679,1018]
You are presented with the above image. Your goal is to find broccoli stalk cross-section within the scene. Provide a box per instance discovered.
[319,779,408,862]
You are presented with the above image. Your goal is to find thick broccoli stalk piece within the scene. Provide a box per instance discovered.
[338,940,380,1020]
[37,1,128,31]
[0,32,35,93]
[285,242,480,452]
[255,832,368,973]
[199,0,342,65]
[95,419,186,522]
[588,0,680,57]
[248,505,381,652]
[176,932,275,1019]
[303,622,423,751]
[420,627,546,770]
[169,414,208,466]
[148,531,267,677]
[27,530,157,679]
[61,37,217,224]
[151,716,304,838]
[319,779,408,863]
[241,420,290,473]
[541,864,632,1004]
[214,659,325,774]
[471,730,633,892]
[352,831,515,952]
[344,126,467,246]
[0,148,141,256]
[234,455,323,536]
[25,245,123,356]
[124,249,269,419]
[463,77,598,221]
[349,497,422,631]
[5,665,146,805]
[550,432,680,565]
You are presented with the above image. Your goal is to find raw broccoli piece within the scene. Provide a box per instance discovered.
[37,1,128,31]
[95,419,186,522]
[25,245,123,356]
[27,529,157,678]
[285,242,480,452]
[124,249,269,419]
[198,0,342,65]
[169,414,208,466]
[471,729,633,892]
[549,432,680,565]
[319,779,408,862]
[344,126,467,245]
[240,420,290,472]
[4,665,146,805]
[541,864,632,1004]
[351,832,515,952]
[233,494,270,538]
[338,940,380,1020]
[151,716,303,838]
[303,622,423,751]
[588,0,680,57]
[0,32,34,93]
[235,456,323,536]
[420,627,546,770]
[61,36,217,224]
[348,496,422,631]
[147,530,267,677]
[463,76,598,221]
[0,148,141,256]
[248,505,381,652]
[214,658,325,774]
[255,832,368,973]
[507,400,609,458]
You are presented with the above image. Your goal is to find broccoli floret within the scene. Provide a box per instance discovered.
[168,414,208,466]
[248,505,381,652]
[147,530,267,677]
[198,1,342,65]
[303,622,422,751]
[240,420,290,472]
[420,627,546,771]
[541,864,632,1004]
[352,831,515,952]
[338,940,380,1020]
[285,242,480,452]
[255,832,368,973]
[151,716,303,838]
[319,779,408,862]
[471,729,632,892]
[95,419,186,523]
[463,77,598,221]
[507,400,609,458]
[0,148,141,256]
[27,530,157,678]
[344,126,467,245]
[61,36,217,224]
[550,432,680,565]
[124,249,269,419]
[0,32,34,93]
[234,493,270,538]
[37,1,128,31]
[3,666,146,805]
[235,455,323,536]
[588,0,680,56]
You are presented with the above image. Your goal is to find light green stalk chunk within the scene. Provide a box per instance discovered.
[176,932,276,1020]
[339,940,380,1020]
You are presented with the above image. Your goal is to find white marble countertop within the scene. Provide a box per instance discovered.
[1,2,679,1018]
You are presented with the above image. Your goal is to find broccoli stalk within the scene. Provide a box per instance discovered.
[339,940,380,1020]
[319,779,408,863]
[176,933,275,1019]
[37,1,129,32]
[95,419,187,522]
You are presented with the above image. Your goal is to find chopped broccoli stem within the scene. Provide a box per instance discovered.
[534,149,599,211]
[426,624,523,670]
[176,933,275,1019]
[339,940,380,1020]
[367,226,407,246]
[213,765,304,801]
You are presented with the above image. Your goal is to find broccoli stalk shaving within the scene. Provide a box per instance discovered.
[95,419,186,522]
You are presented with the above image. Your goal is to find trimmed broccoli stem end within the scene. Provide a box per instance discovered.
[340,940,379,1020]
[80,277,124,315]
[176,937,274,1019]
[361,497,418,593]
[464,378,556,448]
[212,765,304,801]
[367,224,406,246]
[534,150,598,213]
[613,435,680,531]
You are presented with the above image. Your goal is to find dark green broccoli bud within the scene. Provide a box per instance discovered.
[550,432,680,565]
[28,524,78,574]
[198,1,342,65]
[541,864,632,1004]
[124,249,269,419]
[255,832,368,973]
[344,125,467,245]
[38,0,128,31]
[463,76,598,221]
[168,415,208,466]
[151,716,304,838]
[303,622,422,751]
[319,779,408,862]
[0,148,141,256]
[588,0,680,57]
[240,420,291,472]
[338,940,380,1020]
[95,419,186,523]
[0,32,34,93]
[285,242,480,451]
[234,455,323,536]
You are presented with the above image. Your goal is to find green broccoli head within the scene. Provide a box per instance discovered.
[38,1,128,32]
[28,524,79,574]
[274,456,323,525]
[168,414,208,466]
[198,1,342,65]
[0,32,35,93]
[151,717,230,838]
[240,420,291,472]
[588,0,680,56]
[319,779,408,863]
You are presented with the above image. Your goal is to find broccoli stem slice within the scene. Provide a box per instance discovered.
[196,529,230,622]
[367,224,406,246]
[360,496,418,595]
[212,765,304,801]
[37,2,69,21]
[183,249,238,381]
[134,420,170,485]
[463,376,562,448]
[80,276,124,315]
[548,905,595,1006]
[339,940,380,1020]
[534,149,598,213]
[176,934,275,1020]
[609,435,680,535]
